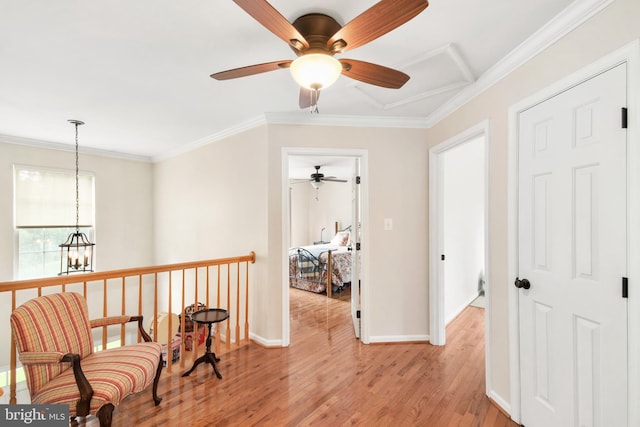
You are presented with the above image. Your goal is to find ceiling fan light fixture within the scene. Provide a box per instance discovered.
[290,54,342,90]
[310,180,324,189]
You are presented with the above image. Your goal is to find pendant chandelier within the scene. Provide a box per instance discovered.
[59,119,95,275]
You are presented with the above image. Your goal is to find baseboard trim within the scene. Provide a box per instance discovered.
[368,334,429,344]
[488,390,512,419]
[249,332,284,348]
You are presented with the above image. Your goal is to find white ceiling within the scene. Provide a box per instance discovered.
[1,0,591,162]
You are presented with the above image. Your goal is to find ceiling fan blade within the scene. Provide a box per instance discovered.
[210,60,292,80]
[299,88,320,109]
[233,0,309,50]
[327,0,428,52]
[323,177,348,183]
[340,59,409,89]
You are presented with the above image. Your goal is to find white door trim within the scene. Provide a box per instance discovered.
[507,39,640,425]
[428,120,492,394]
[281,147,370,346]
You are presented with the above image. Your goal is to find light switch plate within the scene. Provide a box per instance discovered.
[384,218,393,230]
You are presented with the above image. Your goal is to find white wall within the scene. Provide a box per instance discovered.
[153,126,271,339]
[290,178,352,247]
[443,137,485,324]
[309,179,352,243]
[289,184,311,247]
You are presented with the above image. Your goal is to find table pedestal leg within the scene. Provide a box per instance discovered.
[182,323,223,379]
[181,351,222,379]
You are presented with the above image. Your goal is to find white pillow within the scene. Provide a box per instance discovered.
[330,231,350,246]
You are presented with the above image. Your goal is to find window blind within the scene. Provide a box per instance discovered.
[14,165,94,227]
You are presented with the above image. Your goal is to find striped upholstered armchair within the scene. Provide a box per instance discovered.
[10,292,163,427]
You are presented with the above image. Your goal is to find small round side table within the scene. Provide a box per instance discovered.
[181,308,229,379]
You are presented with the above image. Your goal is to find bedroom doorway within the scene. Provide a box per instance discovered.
[282,148,368,346]
[428,121,489,379]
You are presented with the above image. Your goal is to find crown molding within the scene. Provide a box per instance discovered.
[153,113,427,161]
[264,112,428,129]
[0,133,152,162]
[423,0,615,127]
[151,115,267,162]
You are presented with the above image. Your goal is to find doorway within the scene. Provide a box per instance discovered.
[429,121,490,387]
[281,148,368,346]
[442,136,486,324]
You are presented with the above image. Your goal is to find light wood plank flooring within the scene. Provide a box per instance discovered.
[84,287,519,426]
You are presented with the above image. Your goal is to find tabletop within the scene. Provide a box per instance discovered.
[190,308,229,324]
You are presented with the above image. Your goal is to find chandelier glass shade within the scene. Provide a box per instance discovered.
[290,54,342,90]
[59,119,95,275]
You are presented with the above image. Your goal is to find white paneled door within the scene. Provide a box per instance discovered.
[518,63,628,427]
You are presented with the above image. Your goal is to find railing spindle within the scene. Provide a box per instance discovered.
[102,279,108,349]
[137,274,143,343]
[9,290,16,404]
[226,265,231,349]
[121,277,126,345]
[245,258,250,341]
[236,262,240,345]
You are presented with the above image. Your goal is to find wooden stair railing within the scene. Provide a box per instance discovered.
[0,252,255,404]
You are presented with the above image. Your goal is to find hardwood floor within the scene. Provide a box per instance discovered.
[83,287,519,426]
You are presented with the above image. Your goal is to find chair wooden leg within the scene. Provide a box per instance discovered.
[97,404,114,427]
[152,357,163,406]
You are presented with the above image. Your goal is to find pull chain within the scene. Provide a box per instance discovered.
[310,88,320,114]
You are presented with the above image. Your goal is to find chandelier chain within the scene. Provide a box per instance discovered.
[74,122,79,232]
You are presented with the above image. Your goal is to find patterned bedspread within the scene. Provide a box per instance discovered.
[289,246,352,293]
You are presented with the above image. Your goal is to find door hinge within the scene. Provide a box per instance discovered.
[356,310,361,319]
[622,107,628,129]
[441,254,445,261]
[355,242,361,251]
[356,176,361,184]
[622,277,628,298]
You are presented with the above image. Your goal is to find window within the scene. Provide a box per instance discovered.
[14,165,95,279]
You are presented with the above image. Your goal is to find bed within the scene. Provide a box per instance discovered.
[289,227,352,296]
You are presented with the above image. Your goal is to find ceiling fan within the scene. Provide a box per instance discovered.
[211,0,429,109]
[291,165,348,188]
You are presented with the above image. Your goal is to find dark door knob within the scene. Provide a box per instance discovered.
[514,277,531,290]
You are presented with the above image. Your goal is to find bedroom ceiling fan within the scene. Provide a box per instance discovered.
[291,165,348,189]
[211,0,429,110]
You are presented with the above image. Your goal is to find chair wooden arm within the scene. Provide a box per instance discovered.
[130,315,153,342]
[90,315,153,343]
[60,353,93,417]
